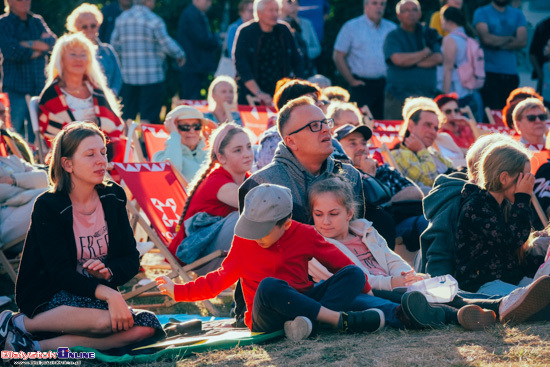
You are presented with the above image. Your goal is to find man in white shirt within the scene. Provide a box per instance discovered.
[333,0,396,119]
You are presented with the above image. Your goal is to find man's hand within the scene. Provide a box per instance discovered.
[349,79,366,87]
[177,57,186,68]
[404,133,426,153]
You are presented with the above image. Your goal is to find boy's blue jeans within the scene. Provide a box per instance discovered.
[251,265,402,332]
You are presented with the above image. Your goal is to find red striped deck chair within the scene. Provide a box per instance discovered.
[237,105,276,143]
[113,161,224,314]
[475,123,517,137]
[141,123,169,160]
[373,120,403,133]
[485,107,505,126]
[370,130,401,149]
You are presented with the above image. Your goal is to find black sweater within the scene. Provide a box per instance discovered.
[16,182,139,317]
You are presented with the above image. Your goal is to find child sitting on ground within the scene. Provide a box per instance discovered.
[157,183,387,341]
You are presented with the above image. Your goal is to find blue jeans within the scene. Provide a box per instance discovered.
[477,277,532,297]
[3,88,34,142]
[396,215,429,252]
[251,265,366,332]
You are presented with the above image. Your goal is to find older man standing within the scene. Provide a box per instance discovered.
[333,0,396,119]
[233,0,304,105]
[383,0,442,119]
[111,0,186,124]
[0,0,56,141]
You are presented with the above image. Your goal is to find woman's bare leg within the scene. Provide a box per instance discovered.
[38,326,156,351]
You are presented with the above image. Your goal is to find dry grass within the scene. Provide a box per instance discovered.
[178,322,550,367]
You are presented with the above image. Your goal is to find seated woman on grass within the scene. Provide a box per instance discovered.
[0,123,163,353]
[169,122,254,274]
[455,142,548,296]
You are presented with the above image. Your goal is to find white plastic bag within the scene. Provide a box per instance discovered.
[407,275,459,303]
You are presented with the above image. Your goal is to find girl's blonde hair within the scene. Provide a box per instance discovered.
[308,176,358,219]
[207,76,238,112]
[477,142,531,192]
[66,3,104,33]
[45,33,121,116]
[179,122,251,223]
[49,122,109,194]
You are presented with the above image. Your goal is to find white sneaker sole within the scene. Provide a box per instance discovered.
[501,276,550,324]
[284,316,313,341]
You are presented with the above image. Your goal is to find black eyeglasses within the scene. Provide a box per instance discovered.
[177,123,202,132]
[288,118,334,136]
[525,114,548,122]
[80,24,98,30]
[444,108,460,115]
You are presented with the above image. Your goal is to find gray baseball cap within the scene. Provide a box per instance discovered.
[234,184,293,240]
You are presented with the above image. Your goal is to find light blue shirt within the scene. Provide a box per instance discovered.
[226,18,243,58]
[473,4,527,75]
[334,15,396,79]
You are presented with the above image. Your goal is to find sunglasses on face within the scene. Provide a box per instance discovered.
[177,123,202,132]
[524,114,548,123]
[444,108,460,115]
[288,118,334,136]
[80,23,98,30]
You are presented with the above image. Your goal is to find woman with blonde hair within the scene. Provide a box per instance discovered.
[203,76,243,126]
[66,3,122,95]
[38,33,124,160]
[455,142,547,297]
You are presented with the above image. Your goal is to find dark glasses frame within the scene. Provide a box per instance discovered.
[177,123,202,132]
[288,118,334,136]
[524,114,548,123]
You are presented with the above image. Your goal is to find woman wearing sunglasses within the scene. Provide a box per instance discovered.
[512,98,549,151]
[435,93,475,151]
[66,3,122,96]
[152,105,210,184]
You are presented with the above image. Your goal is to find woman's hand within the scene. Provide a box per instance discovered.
[105,291,134,332]
[82,259,112,281]
[156,275,176,300]
[391,270,425,289]
[515,172,535,195]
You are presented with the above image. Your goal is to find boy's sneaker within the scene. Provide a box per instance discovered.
[5,329,35,353]
[457,305,496,331]
[0,310,14,349]
[499,275,550,324]
[284,316,313,341]
[339,309,385,333]
[400,291,446,329]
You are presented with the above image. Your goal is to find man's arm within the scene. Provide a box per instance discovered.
[475,22,513,48]
[501,26,527,50]
[390,47,432,67]
[333,50,364,86]
[417,52,442,68]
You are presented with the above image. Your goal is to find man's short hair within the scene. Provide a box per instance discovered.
[238,0,254,12]
[254,0,276,21]
[399,97,441,136]
[277,96,316,138]
[273,79,320,111]
[396,0,420,14]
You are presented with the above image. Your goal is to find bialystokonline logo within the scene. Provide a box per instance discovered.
[2,347,94,363]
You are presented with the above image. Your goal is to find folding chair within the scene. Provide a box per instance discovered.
[460,106,482,139]
[530,150,550,175]
[113,162,225,315]
[238,105,276,143]
[379,143,402,174]
[370,131,401,149]
[373,120,403,133]
[485,107,504,126]
[532,193,549,227]
[178,99,209,113]
[0,234,25,283]
[123,121,146,163]
[27,96,46,164]
[140,123,169,160]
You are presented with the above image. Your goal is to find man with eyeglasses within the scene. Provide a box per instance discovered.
[239,96,365,225]
[0,0,56,142]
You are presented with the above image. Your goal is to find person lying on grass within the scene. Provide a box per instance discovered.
[307,176,550,328]
[157,183,389,341]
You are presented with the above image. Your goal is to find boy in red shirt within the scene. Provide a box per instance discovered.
[157,183,385,340]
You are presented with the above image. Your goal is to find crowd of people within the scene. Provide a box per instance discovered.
[1,0,550,354]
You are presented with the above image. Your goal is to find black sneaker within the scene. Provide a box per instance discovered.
[0,310,14,349]
[339,309,385,333]
[5,329,35,353]
[400,291,446,329]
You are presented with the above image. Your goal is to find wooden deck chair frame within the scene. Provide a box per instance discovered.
[0,126,24,160]
[531,193,549,227]
[485,107,498,125]
[114,162,223,315]
[123,121,146,162]
[380,143,402,174]
[0,234,25,283]
[27,96,46,164]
